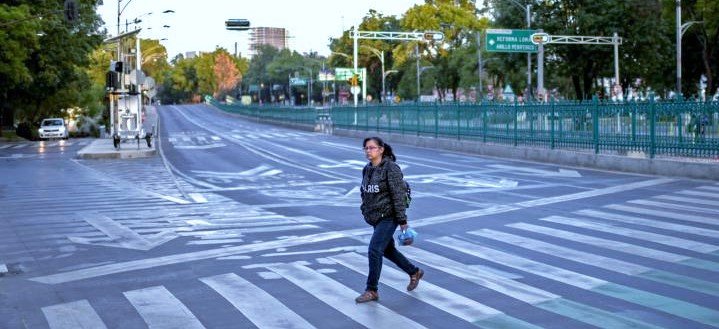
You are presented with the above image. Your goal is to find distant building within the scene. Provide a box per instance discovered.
[249,27,287,55]
[184,51,198,59]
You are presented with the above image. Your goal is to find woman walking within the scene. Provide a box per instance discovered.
[355,136,423,303]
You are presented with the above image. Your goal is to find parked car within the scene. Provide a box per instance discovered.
[38,118,68,140]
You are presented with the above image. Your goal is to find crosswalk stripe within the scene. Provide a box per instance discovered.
[124,286,205,329]
[266,262,427,329]
[576,209,719,238]
[508,222,690,263]
[677,190,719,200]
[539,215,719,253]
[210,136,221,141]
[401,247,558,303]
[606,204,719,226]
[470,229,719,296]
[430,236,719,327]
[0,144,13,149]
[698,186,719,192]
[470,229,649,274]
[42,300,107,329]
[200,273,315,329]
[12,143,28,149]
[656,195,719,207]
[329,252,503,323]
[509,221,719,272]
[628,199,719,216]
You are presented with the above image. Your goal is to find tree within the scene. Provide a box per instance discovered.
[400,0,484,101]
[213,50,242,99]
[0,4,39,128]
[1,1,103,130]
[679,0,719,97]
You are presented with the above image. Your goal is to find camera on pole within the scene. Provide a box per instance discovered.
[225,19,250,31]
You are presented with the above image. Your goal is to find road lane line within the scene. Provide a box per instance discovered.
[329,252,504,323]
[124,286,205,329]
[42,300,107,329]
[200,273,316,329]
[266,262,427,329]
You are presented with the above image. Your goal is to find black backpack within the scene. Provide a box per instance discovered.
[404,180,412,208]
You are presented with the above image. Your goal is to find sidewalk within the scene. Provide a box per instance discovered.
[76,106,158,159]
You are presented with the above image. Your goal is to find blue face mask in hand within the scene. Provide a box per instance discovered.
[397,228,418,246]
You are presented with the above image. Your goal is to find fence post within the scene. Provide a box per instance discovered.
[649,95,656,158]
[513,101,518,146]
[549,98,557,150]
[482,101,487,143]
[457,103,461,140]
[434,105,439,138]
[593,96,599,154]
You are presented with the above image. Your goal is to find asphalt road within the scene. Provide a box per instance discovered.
[1,103,718,328]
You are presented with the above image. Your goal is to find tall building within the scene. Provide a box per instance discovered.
[249,27,288,55]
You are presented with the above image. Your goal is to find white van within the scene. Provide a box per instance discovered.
[38,118,69,140]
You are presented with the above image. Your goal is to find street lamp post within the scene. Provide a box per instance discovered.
[506,0,532,99]
[675,0,704,98]
[360,45,385,103]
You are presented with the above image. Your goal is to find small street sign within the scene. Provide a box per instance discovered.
[485,29,537,53]
[290,78,307,86]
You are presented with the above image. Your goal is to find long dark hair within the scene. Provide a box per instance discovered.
[363,136,396,162]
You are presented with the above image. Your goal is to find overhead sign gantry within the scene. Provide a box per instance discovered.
[349,29,444,107]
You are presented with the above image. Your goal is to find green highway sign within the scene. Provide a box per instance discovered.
[486,29,537,53]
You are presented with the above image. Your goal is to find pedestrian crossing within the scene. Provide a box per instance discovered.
[0,140,92,150]
[166,131,312,150]
[37,184,719,328]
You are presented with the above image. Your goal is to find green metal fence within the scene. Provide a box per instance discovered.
[211,98,719,159]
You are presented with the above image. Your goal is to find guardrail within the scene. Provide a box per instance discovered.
[210,98,719,159]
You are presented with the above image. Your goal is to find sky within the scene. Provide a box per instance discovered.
[97,0,425,58]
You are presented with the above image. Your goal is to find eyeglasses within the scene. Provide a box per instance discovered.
[363,146,380,151]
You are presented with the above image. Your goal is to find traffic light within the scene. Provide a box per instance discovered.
[225,19,250,31]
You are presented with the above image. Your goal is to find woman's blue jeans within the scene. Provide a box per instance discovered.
[366,219,418,292]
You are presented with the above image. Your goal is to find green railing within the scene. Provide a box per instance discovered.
[210,98,719,159]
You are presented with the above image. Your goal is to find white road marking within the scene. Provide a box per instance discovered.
[488,164,582,177]
[401,247,559,304]
[124,286,205,329]
[628,199,719,216]
[470,229,650,275]
[656,194,719,207]
[539,215,719,253]
[507,222,691,262]
[42,300,107,329]
[30,178,673,284]
[200,273,316,329]
[577,209,719,238]
[429,236,605,289]
[606,204,719,226]
[68,214,177,251]
[188,193,207,203]
[330,252,503,322]
[266,262,427,329]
